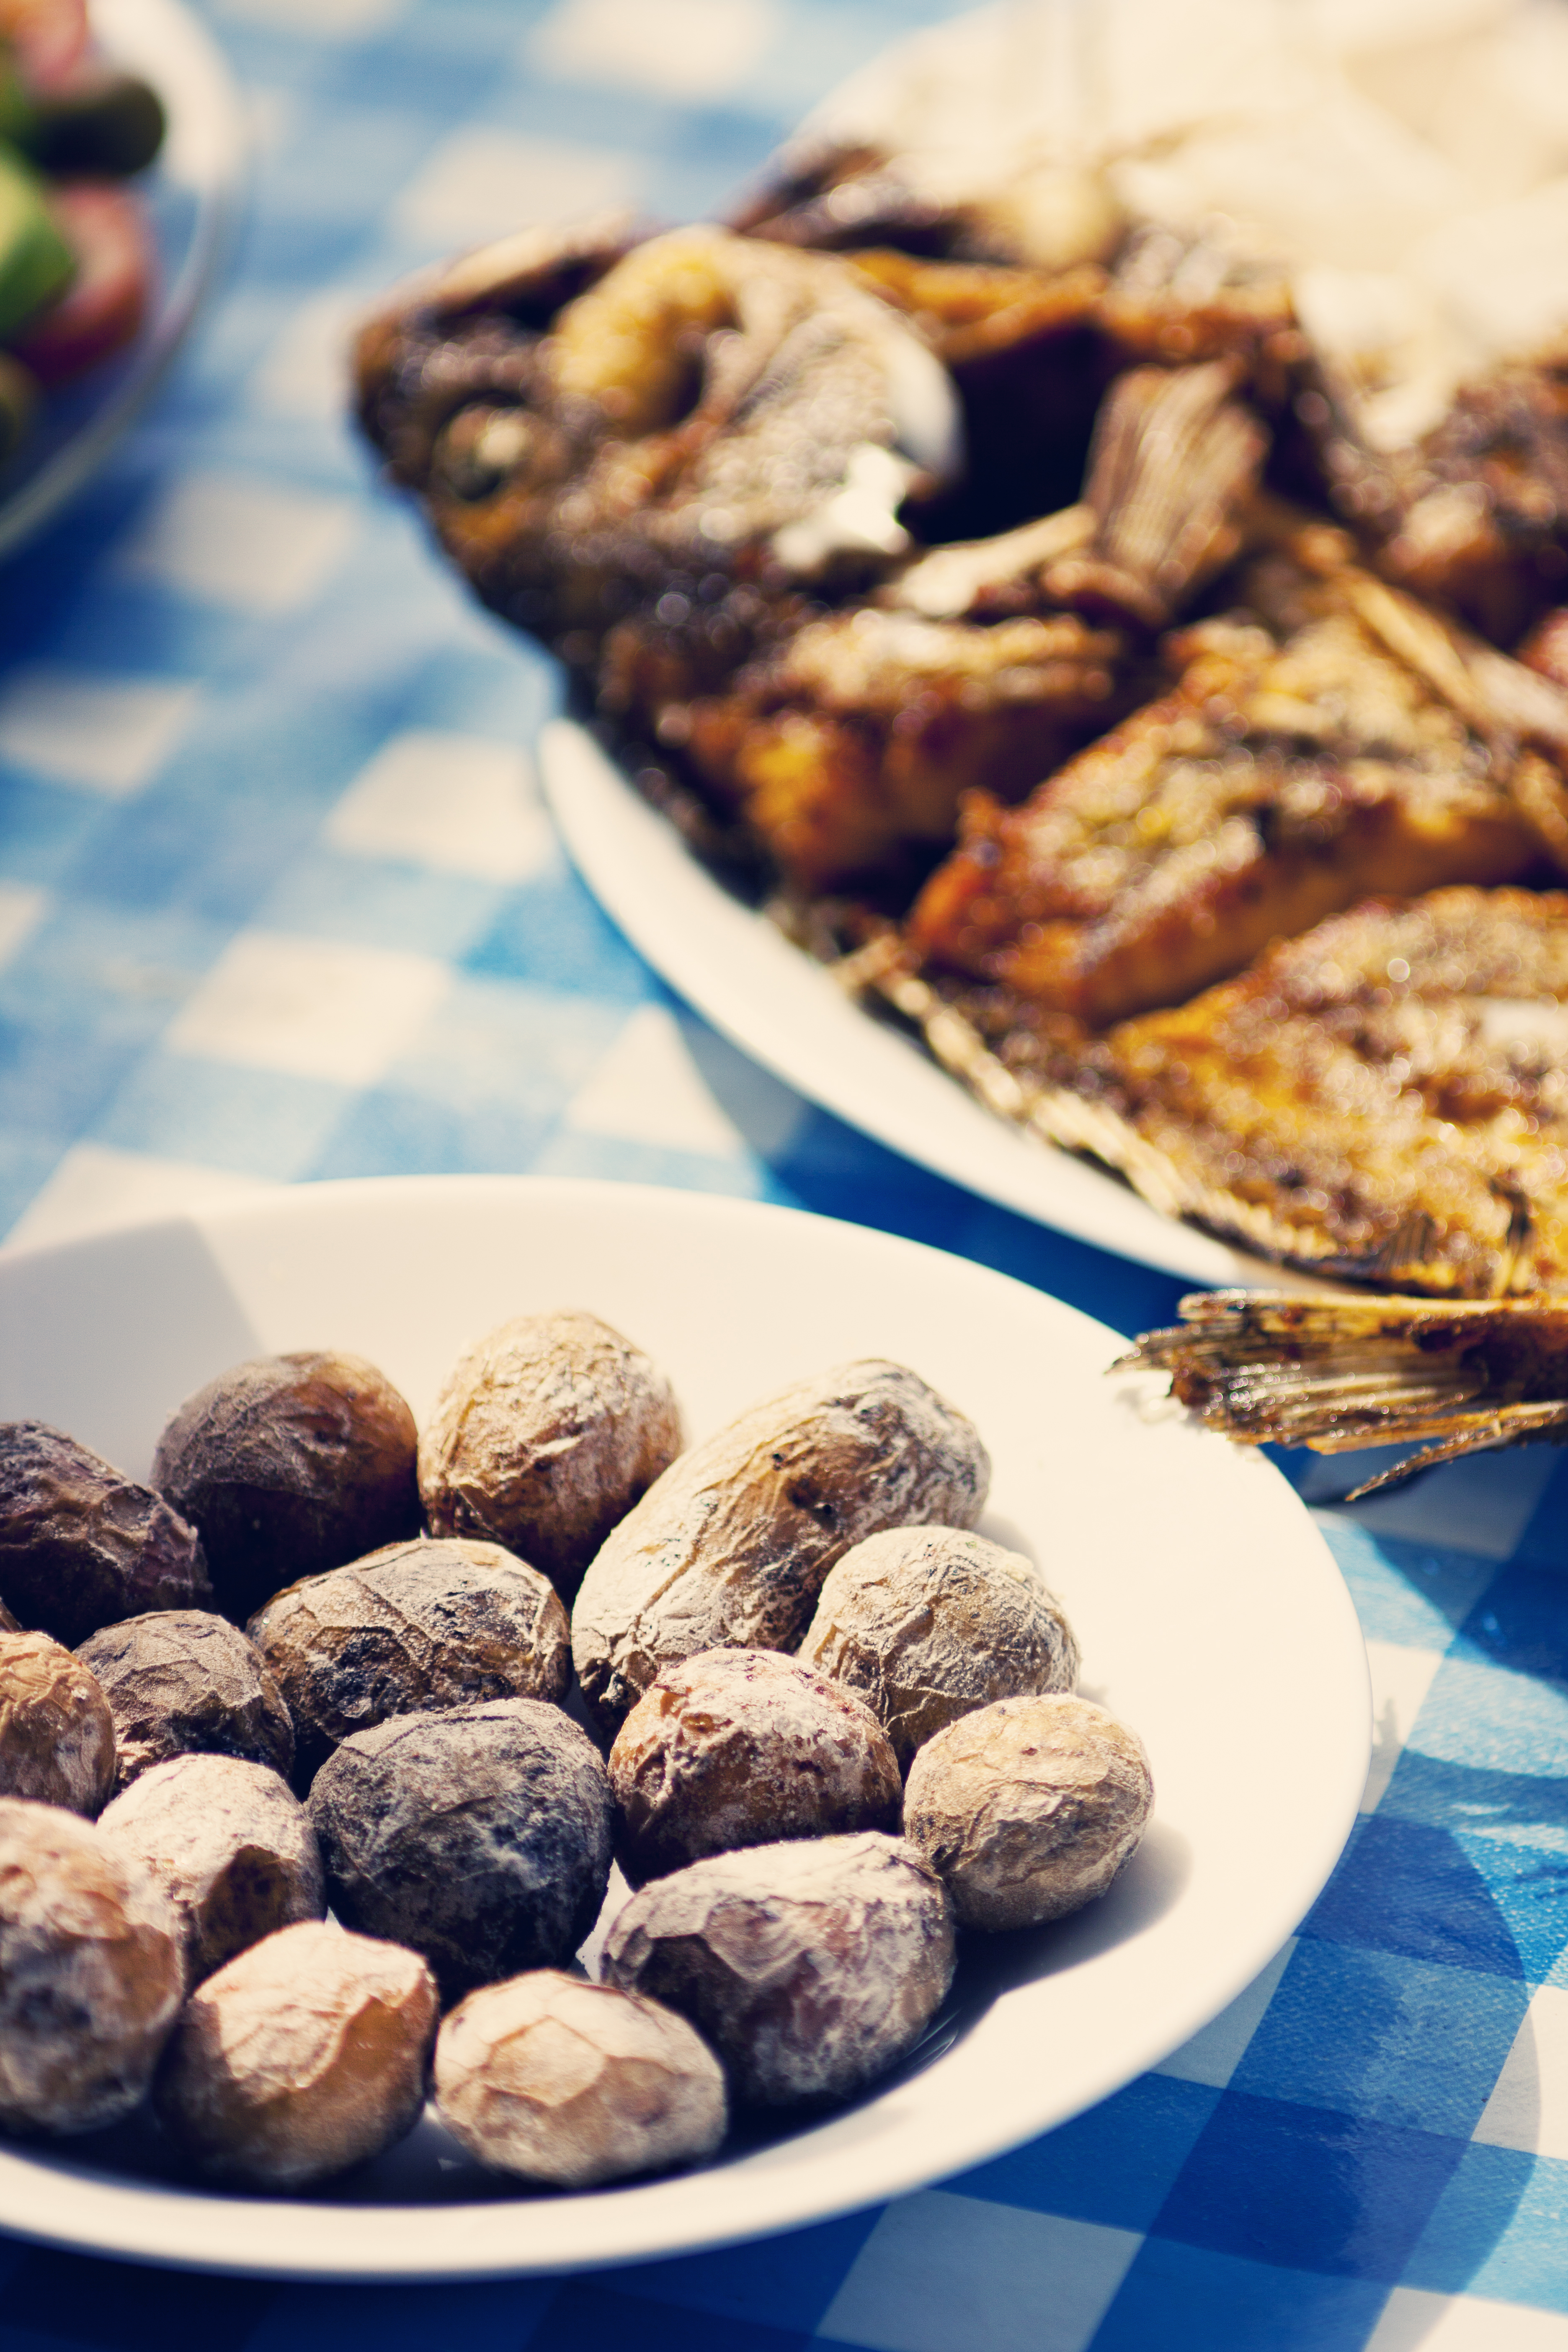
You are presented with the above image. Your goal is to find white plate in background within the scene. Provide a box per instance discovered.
[0,0,245,561]
[0,1175,1368,2277]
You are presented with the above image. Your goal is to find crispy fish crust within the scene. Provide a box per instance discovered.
[863,886,1568,1296]
[908,560,1544,1027]
[657,606,1125,897]
[1089,887,1568,1294]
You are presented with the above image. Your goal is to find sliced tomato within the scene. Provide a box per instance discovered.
[10,181,151,383]
[0,0,88,93]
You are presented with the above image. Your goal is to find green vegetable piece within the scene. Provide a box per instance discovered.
[0,147,73,341]
[0,65,32,152]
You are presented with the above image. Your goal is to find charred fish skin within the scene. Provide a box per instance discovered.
[1118,1289,1568,1487]
[353,212,642,487]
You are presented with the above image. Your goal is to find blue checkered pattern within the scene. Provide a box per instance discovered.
[2,1,1568,2344]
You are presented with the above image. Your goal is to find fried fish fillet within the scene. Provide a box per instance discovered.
[871,887,1568,1295]
[907,556,1545,1026]
[644,605,1126,897]
[1091,888,1568,1295]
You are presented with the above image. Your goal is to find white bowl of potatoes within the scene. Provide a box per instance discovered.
[0,1176,1367,2278]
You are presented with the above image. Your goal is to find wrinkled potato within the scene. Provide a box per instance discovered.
[77,1609,294,1795]
[0,1422,212,1645]
[98,1753,325,1981]
[152,1352,420,1624]
[0,1630,116,1815]
[603,1831,954,2108]
[609,1646,900,1883]
[903,1693,1153,1931]
[433,1969,727,2186]
[0,1798,185,2135]
[799,1526,1079,1769]
[419,1310,683,1600]
[248,1536,570,1786]
[572,1360,990,1730]
[309,1697,613,2000]
[155,1919,437,2188]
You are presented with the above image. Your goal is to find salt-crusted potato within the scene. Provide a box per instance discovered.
[248,1536,570,1786]
[0,1798,185,2136]
[152,1352,420,1625]
[903,1693,1153,1931]
[155,1919,437,2188]
[309,1697,614,2000]
[609,1646,900,1882]
[603,1831,954,2108]
[0,1421,211,1645]
[418,1310,683,1601]
[799,1526,1079,1769]
[0,1630,116,1814]
[77,1609,294,1795]
[98,1753,325,1981]
[572,1360,990,1730]
[433,1969,727,2186]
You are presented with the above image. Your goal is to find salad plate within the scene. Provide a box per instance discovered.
[0,0,245,561]
[0,1174,1367,2277]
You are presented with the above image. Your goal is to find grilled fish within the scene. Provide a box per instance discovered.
[355,221,962,681]
[604,356,1264,895]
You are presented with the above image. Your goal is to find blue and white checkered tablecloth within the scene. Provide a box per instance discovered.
[3,2,1568,2345]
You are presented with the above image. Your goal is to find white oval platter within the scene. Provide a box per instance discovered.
[0,1175,1368,2278]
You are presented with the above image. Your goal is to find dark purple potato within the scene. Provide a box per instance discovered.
[0,1423,212,1646]
[152,1354,418,1625]
[309,1698,613,2001]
